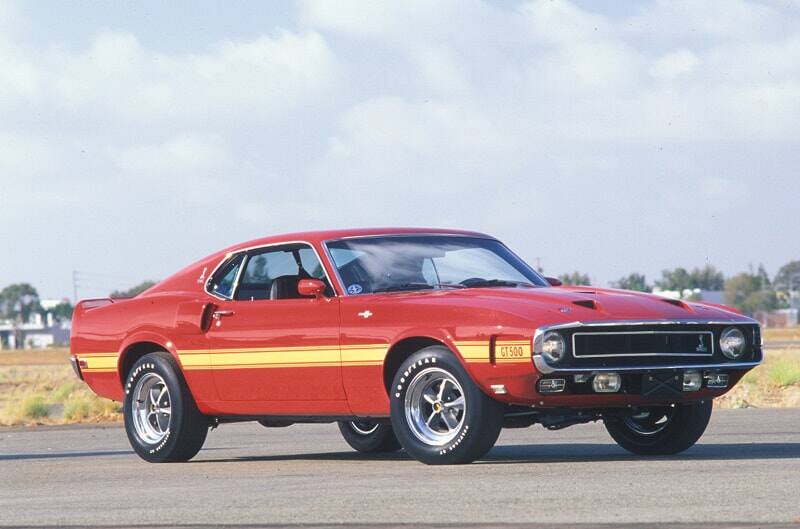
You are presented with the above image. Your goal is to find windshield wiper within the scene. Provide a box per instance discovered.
[372,282,466,293]
[462,279,536,288]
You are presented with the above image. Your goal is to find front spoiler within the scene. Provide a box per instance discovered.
[533,355,762,375]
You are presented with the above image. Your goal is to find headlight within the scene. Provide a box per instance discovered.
[541,331,566,363]
[720,327,746,359]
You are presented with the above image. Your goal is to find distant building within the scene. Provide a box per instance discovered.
[755,309,799,328]
[0,302,71,349]
[651,288,725,304]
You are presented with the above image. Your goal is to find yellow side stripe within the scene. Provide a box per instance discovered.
[76,355,118,370]
[76,338,533,372]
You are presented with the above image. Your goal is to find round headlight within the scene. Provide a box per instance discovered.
[720,327,746,359]
[541,331,566,363]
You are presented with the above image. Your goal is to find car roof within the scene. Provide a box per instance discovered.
[223,227,495,253]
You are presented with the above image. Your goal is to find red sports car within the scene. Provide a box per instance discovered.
[70,228,761,464]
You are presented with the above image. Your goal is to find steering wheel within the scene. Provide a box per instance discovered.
[459,277,487,287]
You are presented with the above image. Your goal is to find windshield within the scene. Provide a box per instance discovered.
[325,235,548,295]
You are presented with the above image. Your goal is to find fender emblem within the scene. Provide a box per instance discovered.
[358,310,373,319]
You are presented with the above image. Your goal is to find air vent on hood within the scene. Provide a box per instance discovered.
[572,299,598,310]
[661,298,690,310]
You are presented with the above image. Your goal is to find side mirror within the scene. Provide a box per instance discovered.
[298,278,326,298]
[545,276,562,287]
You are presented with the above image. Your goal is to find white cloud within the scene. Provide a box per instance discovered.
[649,49,699,80]
[521,0,611,43]
[1,29,339,131]
[1,0,800,298]
[108,134,235,205]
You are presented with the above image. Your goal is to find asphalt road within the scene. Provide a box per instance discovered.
[1,408,799,528]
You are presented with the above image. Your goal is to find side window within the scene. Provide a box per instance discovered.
[207,253,245,299]
[298,247,325,279]
[234,244,333,300]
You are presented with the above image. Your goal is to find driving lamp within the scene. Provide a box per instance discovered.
[541,331,566,363]
[683,370,702,392]
[720,327,746,360]
[592,372,621,393]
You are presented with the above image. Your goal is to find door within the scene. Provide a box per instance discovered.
[204,243,345,404]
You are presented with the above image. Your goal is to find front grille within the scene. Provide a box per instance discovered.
[539,322,761,370]
[573,330,714,358]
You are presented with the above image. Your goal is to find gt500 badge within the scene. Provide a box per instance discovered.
[347,284,363,294]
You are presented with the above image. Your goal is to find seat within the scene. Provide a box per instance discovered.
[269,275,302,300]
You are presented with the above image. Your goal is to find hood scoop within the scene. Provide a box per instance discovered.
[572,299,598,310]
[661,298,693,311]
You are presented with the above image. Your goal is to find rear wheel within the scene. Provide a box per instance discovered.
[603,400,712,455]
[337,420,401,453]
[389,346,503,465]
[123,352,208,462]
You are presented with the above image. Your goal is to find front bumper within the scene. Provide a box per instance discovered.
[533,355,762,375]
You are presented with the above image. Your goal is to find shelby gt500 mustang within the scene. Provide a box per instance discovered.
[70,228,761,464]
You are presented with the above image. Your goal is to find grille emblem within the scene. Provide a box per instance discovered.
[696,335,708,353]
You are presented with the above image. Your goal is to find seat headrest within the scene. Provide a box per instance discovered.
[269,275,301,300]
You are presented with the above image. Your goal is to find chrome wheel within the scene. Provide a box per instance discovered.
[132,372,172,444]
[623,406,674,436]
[349,420,380,435]
[404,367,466,446]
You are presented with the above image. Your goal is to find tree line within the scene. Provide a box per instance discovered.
[558,260,800,315]
[0,281,157,324]
[1,260,799,326]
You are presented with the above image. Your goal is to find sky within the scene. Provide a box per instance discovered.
[1,0,799,301]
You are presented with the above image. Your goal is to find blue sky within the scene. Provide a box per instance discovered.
[1,0,799,300]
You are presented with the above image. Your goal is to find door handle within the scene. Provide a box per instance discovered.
[211,310,235,319]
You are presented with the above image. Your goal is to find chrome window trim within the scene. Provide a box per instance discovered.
[321,233,546,297]
[331,232,498,241]
[571,330,715,358]
[203,240,337,301]
[533,319,761,375]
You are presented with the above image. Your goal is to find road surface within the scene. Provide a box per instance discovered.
[1,408,799,528]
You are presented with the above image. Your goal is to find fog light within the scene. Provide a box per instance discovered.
[592,372,621,393]
[706,372,729,389]
[683,370,702,392]
[538,378,566,393]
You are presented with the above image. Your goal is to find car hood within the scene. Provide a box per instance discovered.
[431,285,750,325]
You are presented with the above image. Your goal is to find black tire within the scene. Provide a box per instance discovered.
[603,400,713,456]
[123,352,208,462]
[337,420,401,453]
[389,346,504,465]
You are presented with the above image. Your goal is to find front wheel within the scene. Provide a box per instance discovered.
[337,420,401,453]
[389,346,504,465]
[123,352,208,462]
[603,400,713,456]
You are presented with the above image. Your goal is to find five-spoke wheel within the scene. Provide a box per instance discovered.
[390,346,503,464]
[123,352,208,462]
[337,419,401,453]
[405,367,466,446]
[131,373,172,444]
[604,401,712,455]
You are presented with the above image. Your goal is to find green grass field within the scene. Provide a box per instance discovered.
[1,331,799,426]
[0,348,121,426]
